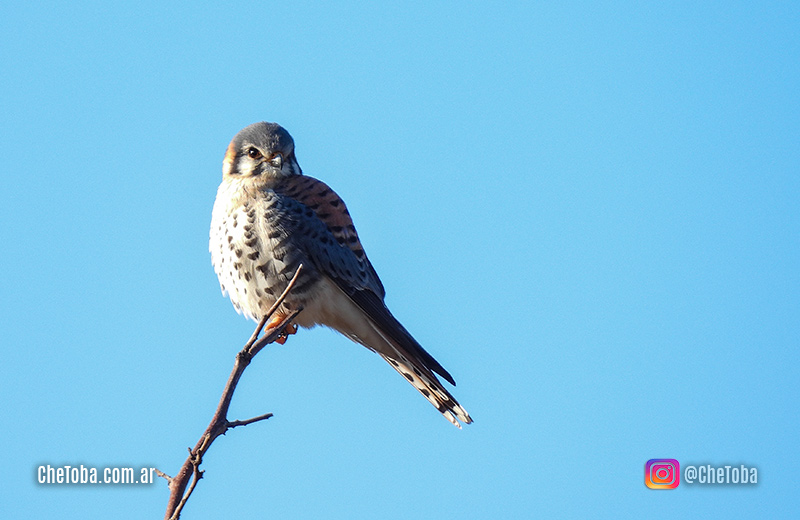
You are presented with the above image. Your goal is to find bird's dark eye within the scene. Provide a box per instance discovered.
[247,147,262,159]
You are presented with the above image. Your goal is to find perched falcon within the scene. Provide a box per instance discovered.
[210,122,472,428]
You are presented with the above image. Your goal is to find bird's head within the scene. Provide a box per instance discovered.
[222,122,302,180]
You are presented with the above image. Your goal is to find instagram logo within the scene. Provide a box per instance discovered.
[645,459,680,489]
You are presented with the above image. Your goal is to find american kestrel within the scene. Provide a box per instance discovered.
[210,122,472,428]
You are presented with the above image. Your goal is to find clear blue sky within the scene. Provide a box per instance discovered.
[2,1,798,518]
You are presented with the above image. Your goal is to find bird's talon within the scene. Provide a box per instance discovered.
[268,321,297,345]
[265,315,284,331]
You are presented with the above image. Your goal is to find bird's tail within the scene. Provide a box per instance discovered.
[333,287,473,428]
[378,352,473,428]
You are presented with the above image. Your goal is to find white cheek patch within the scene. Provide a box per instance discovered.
[235,157,257,177]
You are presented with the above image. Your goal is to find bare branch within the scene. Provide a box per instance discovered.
[155,468,173,485]
[227,412,274,429]
[244,314,270,350]
[163,265,304,520]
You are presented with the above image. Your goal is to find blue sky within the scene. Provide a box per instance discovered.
[2,1,798,518]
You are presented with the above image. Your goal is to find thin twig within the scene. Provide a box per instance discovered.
[164,265,304,520]
[244,315,270,350]
[227,412,274,429]
[248,308,302,357]
[171,441,207,520]
[154,468,173,485]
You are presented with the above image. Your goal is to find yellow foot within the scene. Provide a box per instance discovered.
[266,317,297,345]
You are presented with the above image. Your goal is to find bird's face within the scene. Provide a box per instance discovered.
[222,122,302,180]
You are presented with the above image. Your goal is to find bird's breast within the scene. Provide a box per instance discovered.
[210,182,319,321]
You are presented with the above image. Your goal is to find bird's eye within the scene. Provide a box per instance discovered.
[247,147,262,159]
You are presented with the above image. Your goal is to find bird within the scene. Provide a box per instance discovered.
[209,122,472,428]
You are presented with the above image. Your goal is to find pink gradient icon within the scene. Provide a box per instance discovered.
[645,459,680,489]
